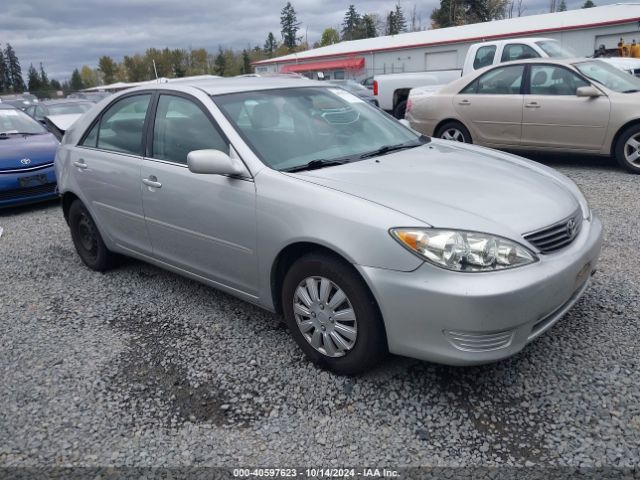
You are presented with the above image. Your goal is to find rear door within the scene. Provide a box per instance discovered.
[453,64,525,146]
[521,64,611,150]
[74,93,153,254]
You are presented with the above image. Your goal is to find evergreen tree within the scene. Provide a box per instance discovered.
[362,14,378,38]
[280,2,301,50]
[70,68,84,91]
[27,64,41,92]
[0,49,8,92]
[5,44,25,92]
[264,32,278,57]
[214,46,227,76]
[39,63,49,88]
[394,4,407,33]
[582,0,595,6]
[98,56,118,84]
[558,0,567,10]
[241,49,252,74]
[49,79,62,90]
[386,10,397,35]
[342,5,362,41]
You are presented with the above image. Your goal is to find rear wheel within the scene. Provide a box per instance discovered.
[614,125,640,174]
[282,253,387,375]
[436,121,472,144]
[393,100,407,119]
[68,200,118,271]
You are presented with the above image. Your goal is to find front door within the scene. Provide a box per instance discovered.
[521,64,611,151]
[454,64,525,146]
[140,93,258,295]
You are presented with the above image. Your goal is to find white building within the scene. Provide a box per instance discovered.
[254,3,640,80]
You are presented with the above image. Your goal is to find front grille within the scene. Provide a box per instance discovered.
[0,182,57,201]
[445,329,514,352]
[523,210,582,254]
[0,162,54,174]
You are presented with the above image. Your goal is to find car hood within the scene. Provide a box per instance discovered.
[288,141,580,239]
[0,133,59,170]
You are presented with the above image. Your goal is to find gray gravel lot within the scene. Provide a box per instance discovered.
[0,154,639,471]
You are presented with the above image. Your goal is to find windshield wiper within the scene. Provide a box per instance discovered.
[622,89,640,93]
[0,132,39,136]
[282,159,350,173]
[359,140,423,159]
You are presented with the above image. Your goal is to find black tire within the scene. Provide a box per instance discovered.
[282,253,387,375]
[68,200,118,271]
[393,100,407,119]
[614,125,640,174]
[435,121,472,144]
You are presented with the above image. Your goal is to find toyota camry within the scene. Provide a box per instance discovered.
[54,78,603,374]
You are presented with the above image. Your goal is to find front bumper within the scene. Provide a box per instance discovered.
[358,215,603,366]
[0,165,57,208]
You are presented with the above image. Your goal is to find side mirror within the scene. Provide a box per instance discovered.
[576,86,602,97]
[187,149,247,176]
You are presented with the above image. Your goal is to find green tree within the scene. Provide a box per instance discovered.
[123,54,150,82]
[98,56,118,84]
[27,64,41,92]
[214,46,227,76]
[0,49,9,92]
[264,32,279,58]
[582,0,595,7]
[558,0,567,10]
[319,28,340,47]
[241,49,252,74]
[431,0,464,27]
[342,5,362,41]
[394,4,407,33]
[49,79,62,90]
[362,14,378,38]
[280,2,301,50]
[39,63,49,89]
[5,44,25,92]
[70,68,84,91]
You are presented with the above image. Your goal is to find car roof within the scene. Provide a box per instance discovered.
[125,76,319,96]
[0,103,18,110]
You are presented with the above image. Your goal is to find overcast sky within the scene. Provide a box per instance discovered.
[4,0,606,81]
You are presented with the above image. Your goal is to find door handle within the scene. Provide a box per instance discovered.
[142,176,162,189]
[73,159,88,169]
[525,102,540,108]
[458,99,471,106]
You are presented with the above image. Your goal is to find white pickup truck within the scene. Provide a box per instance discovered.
[374,37,640,118]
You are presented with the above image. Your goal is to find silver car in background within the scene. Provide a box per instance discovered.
[55,78,603,374]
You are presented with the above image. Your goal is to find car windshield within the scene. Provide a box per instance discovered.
[48,103,93,115]
[574,60,640,93]
[214,86,423,171]
[536,41,576,58]
[0,108,47,135]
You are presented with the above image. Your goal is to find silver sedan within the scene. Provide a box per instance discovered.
[55,78,603,374]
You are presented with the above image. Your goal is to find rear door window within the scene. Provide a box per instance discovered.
[474,65,525,95]
[96,94,151,155]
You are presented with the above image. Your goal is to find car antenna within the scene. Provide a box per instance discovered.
[152,60,159,81]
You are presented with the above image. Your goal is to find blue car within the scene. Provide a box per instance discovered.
[0,104,59,208]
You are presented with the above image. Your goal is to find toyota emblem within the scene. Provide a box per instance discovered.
[566,218,577,237]
[20,158,31,165]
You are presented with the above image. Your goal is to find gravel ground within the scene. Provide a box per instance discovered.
[0,154,639,472]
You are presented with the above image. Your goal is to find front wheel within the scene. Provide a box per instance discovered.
[614,125,640,174]
[393,100,407,119]
[435,121,472,144]
[282,253,387,375]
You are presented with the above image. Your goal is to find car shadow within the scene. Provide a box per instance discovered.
[0,198,61,217]
[507,151,619,172]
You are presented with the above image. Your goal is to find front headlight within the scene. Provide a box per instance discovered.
[390,228,538,272]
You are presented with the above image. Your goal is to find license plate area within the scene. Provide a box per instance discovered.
[19,173,48,188]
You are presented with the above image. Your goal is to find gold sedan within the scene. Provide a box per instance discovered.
[406,58,640,174]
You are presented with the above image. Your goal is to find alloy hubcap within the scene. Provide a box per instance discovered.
[624,135,640,166]
[292,276,357,358]
[441,129,465,142]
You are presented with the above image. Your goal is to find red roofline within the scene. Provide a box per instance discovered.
[253,16,640,66]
